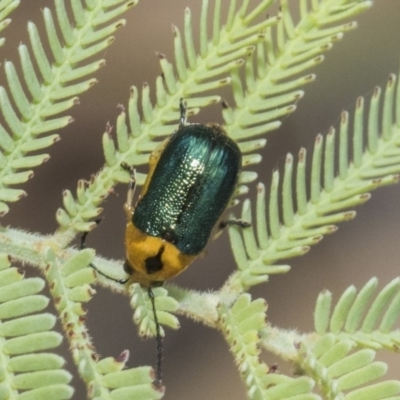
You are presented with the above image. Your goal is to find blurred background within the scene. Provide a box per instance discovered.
[1,1,400,399]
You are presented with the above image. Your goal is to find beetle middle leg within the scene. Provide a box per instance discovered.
[218,219,251,230]
[212,219,251,241]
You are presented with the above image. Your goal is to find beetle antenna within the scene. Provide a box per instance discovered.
[147,287,163,387]
[179,98,187,128]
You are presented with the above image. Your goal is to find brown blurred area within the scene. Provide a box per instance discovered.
[1,1,400,399]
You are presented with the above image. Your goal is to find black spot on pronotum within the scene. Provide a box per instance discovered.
[145,246,165,274]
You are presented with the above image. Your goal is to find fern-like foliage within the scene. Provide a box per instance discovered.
[314,277,400,350]
[294,278,400,399]
[224,0,372,142]
[225,71,400,291]
[55,1,279,236]
[0,1,399,399]
[0,253,73,399]
[41,248,163,399]
[0,0,135,216]
[219,294,319,400]
[56,0,372,242]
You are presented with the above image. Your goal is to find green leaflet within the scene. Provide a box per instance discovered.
[0,0,135,217]
[226,71,400,291]
[95,356,164,400]
[223,0,372,153]
[219,294,318,400]
[314,278,400,350]
[0,253,71,399]
[130,284,179,337]
[291,278,400,398]
[43,248,162,397]
[297,336,400,399]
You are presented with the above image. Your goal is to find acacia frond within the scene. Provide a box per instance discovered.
[0,253,73,399]
[219,294,318,400]
[43,248,162,397]
[44,248,102,395]
[294,278,400,399]
[314,277,400,350]
[144,0,280,137]
[0,0,135,216]
[130,284,179,337]
[219,294,269,399]
[0,0,20,46]
[55,0,281,234]
[226,70,400,289]
[56,0,374,239]
[224,0,372,184]
[297,337,400,399]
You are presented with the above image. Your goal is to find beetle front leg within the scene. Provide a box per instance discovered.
[121,163,137,217]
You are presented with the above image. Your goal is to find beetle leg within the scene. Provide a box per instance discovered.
[80,218,103,249]
[121,163,137,217]
[179,98,187,128]
[219,219,251,230]
[212,219,251,241]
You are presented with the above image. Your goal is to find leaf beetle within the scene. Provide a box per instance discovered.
[122,100,243,287]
